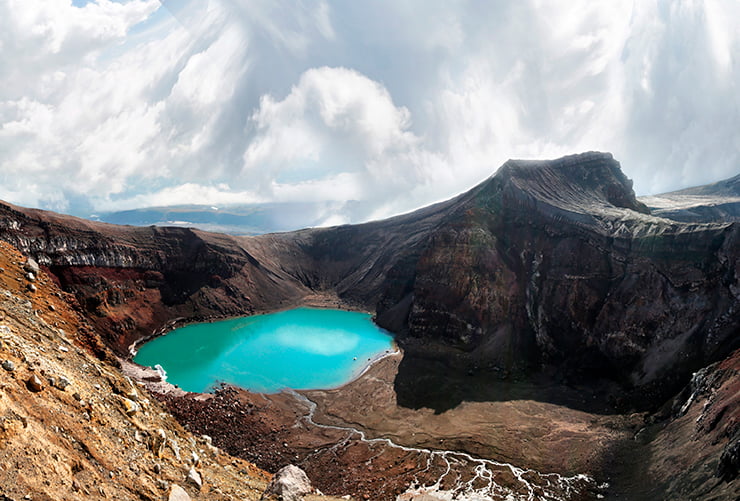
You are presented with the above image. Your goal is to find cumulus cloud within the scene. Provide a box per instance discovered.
[241,66,436,206]
[0,0,738,222]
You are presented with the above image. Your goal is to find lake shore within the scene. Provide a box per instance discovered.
[124,293,639,500]
[132,306,394,393]
[138,345,639,500]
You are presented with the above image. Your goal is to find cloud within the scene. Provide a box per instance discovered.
[0,0,249,212]
[242,67,424,195]
[0,0,738,222]
[617,0,740,194]
[95,182,263,212]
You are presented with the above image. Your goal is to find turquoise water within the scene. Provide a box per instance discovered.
[134,308,394,393]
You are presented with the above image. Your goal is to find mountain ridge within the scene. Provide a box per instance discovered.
[0,151,738,499]
[0,152,736,404]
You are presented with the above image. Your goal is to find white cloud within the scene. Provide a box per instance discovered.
[0,0,250,211]
[243,67,419,185]
[0,0,738,222]
[96,182,264,212]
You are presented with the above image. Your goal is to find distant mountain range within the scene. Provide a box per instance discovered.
[640,173,740,222]
[93,201,374,235]
[94,173,740,236]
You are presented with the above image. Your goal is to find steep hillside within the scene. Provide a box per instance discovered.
[251,152,738,413]
[606,347,740,500]
[0,202,312,354]
[0,240,272,500]
[379,153,738,412]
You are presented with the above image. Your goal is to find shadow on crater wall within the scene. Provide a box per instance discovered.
[393,353,639,415]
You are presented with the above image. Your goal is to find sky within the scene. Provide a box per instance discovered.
[0,0,738,225]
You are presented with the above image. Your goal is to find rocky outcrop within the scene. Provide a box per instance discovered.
[602,347,740,500]
[261,464,315,501]
[0,201,311,353]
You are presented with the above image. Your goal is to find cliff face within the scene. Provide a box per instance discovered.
[0,202,311,353]
[379,153,739,411]
[0,153,737,412]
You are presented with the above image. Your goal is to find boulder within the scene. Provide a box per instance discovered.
[261,464,314,501]
[168,484,191,501]
[26,374,43,392]
[23,257,39,275]
[54,375,71,391]
[118,396,140,416]
[150,428,167,457]
[186,466,202,490]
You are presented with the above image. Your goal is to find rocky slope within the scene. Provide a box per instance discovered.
[0,201,314,354]
[380,154,738,413]
[0,239,347,500]
[0,239,270,500]
[598,345,740,500]
[0,152,738,499]
[250,152,738,413]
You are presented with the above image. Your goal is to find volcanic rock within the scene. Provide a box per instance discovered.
[150,428,167,457]
[54,375,71,391]
[26,374,43,392]
[168,484,192,501]
[23,258,39,275]
[186,466,202,489]
[119,396,140,416]
[718,437,740,481]
[0,153,737,413]
[0,152,737,500]
[261,464,314,501]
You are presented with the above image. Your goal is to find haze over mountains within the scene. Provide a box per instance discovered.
[96,166,740,236]
[94,201,371,236]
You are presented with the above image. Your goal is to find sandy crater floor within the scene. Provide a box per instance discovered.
[151,348,640,500]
